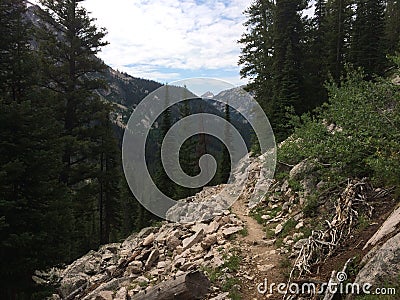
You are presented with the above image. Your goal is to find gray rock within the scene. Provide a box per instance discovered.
[127,261,143,274]
[355,232,400,288]
[363,206,400,250]
[142,233,155,246]
[59,273,89,298]
[205,220,220,234]
[293,238,308,250]
[275,223,283,235]
[209,292,230,300]
[166,235,181,250]
[145,248,159,270]
[201,234,218,250]
[222,226,243,237]
[95,291,113,300]
[182,228,205,250]
[257,264,274,272]
[289,159,318,181]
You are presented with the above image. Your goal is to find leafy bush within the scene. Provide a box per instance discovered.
[279,67,400,188]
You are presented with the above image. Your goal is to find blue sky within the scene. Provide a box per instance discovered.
[82,0,251,86]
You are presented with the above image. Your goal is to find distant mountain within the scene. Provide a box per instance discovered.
[24,3,253,148]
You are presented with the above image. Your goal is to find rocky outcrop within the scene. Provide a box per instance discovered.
[34,211,245,299]
[355,232,400,289]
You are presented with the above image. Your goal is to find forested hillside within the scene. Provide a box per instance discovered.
[239,0,400,141]
[0,1,163,298]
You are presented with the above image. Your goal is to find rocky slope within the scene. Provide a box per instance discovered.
[34,154,399,300]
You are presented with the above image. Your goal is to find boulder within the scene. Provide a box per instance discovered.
[289,159,318,181]
[59,273,89,298]
[166,235,181,250]
[354,232,400,288]
[222,226,243,238]
[363,205,400,250]
[142,233,155,246]
[201,234,218,250]
[95,291,113,300]
[126,261,143,274]
[145,249,159,270]
[182,228,205,250]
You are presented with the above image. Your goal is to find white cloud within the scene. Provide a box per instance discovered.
[82,0,249,84]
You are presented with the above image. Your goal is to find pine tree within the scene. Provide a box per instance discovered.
[350,0,386,76]
[272,0,306,141]
[385,0,400,56]
[174,94,200,199]
[37,0,116,252]
[238,0,275,116]
[155,85,175,198]
[219,103,232,183]
[302,0,329,110]
[0,0,73,297]
[324,0,353,81]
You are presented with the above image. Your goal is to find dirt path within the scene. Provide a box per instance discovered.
[231,197,285,300]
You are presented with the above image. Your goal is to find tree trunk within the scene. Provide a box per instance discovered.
[131,271,210,300]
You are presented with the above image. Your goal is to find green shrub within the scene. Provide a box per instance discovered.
[278,67,400,188]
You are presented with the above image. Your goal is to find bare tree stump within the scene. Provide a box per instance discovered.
[131,271,210,300]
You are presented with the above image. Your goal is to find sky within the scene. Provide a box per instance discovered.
[80,0,251,86]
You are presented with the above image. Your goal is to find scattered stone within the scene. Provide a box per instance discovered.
[166,235,181,250]
[59,273,89,298]
[114,287,127,300]
[222,226,244,237]
[295,221,304,229]
[257,264,275,272]
[95,291,113,300]
[282,202,290,212]
[182,229,205,250]
[145,249,159,270]
[275,224,283,235]
[127,261,142,274]
[243,275,255,281]
[201,234,218,250]
[142,233,155,246]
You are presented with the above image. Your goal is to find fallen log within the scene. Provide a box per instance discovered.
[131,271,210,300]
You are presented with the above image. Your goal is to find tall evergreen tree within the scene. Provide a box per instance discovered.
[302,0,329,109]
[272,0,306,141]
[155,85,175,198]
[0,0,72,297]
[37,0,118,253]
[238,0,275,116]
[219,103,232,183]
[324,0,353,81]
[350,0,386,77]
[174,95,200,199]
[385,0,400,56]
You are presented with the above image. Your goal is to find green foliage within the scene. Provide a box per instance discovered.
[279,67,400,188]
[350,0,387,76]
[279,218,297,238]
[222,250,242,273]
[303,195,320,217]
